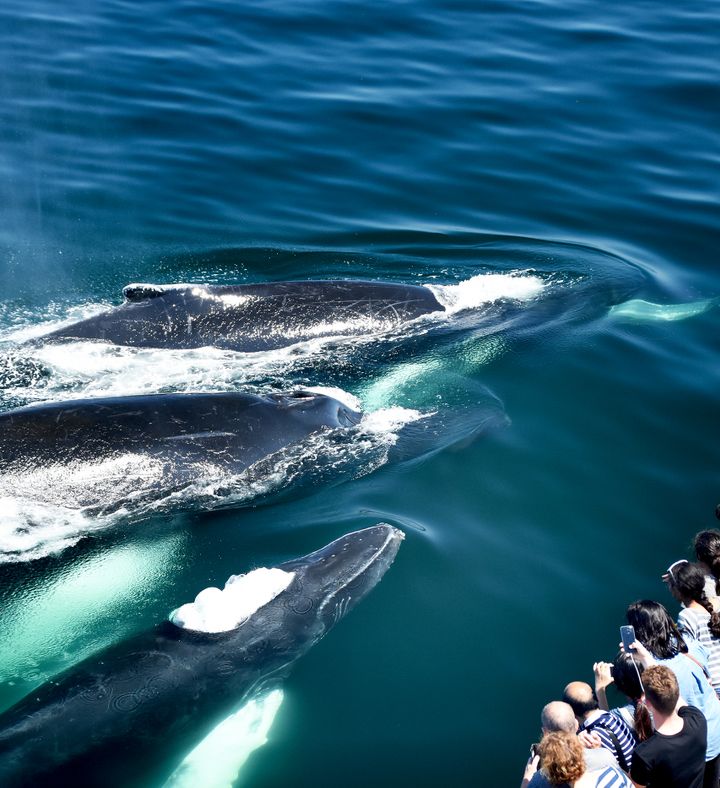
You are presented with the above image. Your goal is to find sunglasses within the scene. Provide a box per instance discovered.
[662,559,689,583]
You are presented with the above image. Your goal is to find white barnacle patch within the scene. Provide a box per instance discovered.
[170,567,295,633]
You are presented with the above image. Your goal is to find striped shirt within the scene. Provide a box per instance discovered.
[580,711,636,772]
[678,605,720,695]
[586,766,632,787]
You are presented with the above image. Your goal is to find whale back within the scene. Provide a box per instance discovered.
[42,280,446,351]
[0,391,357,466]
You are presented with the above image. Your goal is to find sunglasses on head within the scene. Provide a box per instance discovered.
[662,559,689,583]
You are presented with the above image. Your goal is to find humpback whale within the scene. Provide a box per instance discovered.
[38,273,699,359]
[0,524,404,787]
[0,389,361,520]
[40,280,447,351]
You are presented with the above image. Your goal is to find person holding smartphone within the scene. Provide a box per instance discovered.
[521,702,618,788]
[625,600,720,787]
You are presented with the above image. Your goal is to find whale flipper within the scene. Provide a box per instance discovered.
[164,689,284,788]
[609,298,716,322]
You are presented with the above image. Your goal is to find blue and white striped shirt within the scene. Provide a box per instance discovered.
[580,711,636,772]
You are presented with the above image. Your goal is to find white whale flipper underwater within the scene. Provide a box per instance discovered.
[164,689,284,788]
[609,297,717,322]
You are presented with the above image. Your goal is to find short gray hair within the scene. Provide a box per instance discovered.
[541,701,578,733]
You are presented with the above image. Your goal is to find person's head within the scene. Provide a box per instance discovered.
[612,651,644,700]
[541,701,579,733]
[667,561,720,637]
[642,665,679,717]
[561,681,598,720]
[694,529,720,583]
[666,561,706,604]
[626,599,687,658]
[537,732,585,786]
[612,651,654,741]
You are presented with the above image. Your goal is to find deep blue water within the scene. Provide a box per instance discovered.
[0,0,718,785]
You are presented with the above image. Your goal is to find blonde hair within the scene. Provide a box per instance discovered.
[538,731,585,785]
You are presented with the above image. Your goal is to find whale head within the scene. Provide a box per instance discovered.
[277,524,405,632]
[268,389,363,429]
[170,525,404,638]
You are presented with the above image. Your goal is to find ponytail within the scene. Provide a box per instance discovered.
[699,591,715,617]
[710,611,720,639]
[711,555,720,594]
[633,700,653,742]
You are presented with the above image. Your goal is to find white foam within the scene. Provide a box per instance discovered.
[427,272,544,314]
[0,497,95,561]
[164,689,284,788]
[0,453,166,509]
[1,302,111,344]
[0,453,171,562]
[4,338,369,405]
[170,567,295,633]
[361,406,427,434]
[301,386,363,413]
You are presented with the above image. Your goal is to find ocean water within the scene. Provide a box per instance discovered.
[0,0,718,784]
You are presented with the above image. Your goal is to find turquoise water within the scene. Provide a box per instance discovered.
[0,0,719,784]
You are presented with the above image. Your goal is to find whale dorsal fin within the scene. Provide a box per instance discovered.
[123,283,169,302]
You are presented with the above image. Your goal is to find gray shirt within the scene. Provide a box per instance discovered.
[528,747,617,788]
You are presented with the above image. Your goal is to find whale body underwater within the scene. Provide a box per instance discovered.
[40,280,448,351]
[0,389,362,514]
[0,524,404,787]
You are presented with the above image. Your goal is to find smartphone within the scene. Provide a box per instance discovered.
[620,625,636,653]
[530,743,539,758]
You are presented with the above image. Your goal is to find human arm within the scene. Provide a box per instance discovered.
[577,729,604,750]
[619,638,656,668]
[593,661,614,711]
[520,753,540,788]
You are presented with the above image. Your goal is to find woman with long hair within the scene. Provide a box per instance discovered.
[626,599,720,786]
[694,530,720,605]
[666,561,720,697]
[594,652,652,742]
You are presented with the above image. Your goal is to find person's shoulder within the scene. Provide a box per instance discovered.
[584,746,616,770]
[583,765,632,787]
[680,606,709,625]
[633,732,660,760]
[680,704,708,725]
[528,771,551,788]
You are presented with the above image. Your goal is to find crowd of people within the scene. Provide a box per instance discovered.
[521,527,720,788]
